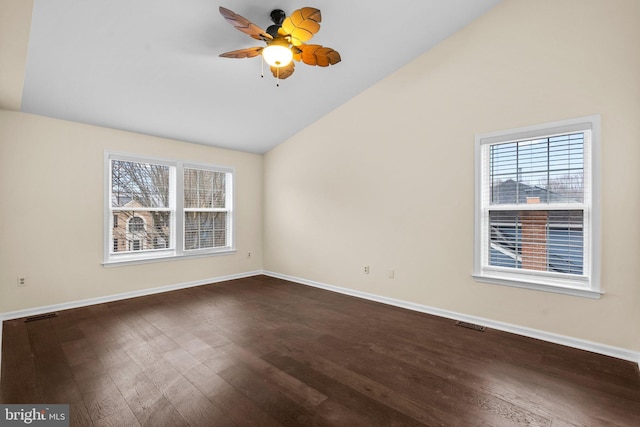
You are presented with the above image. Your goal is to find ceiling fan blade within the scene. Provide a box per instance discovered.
[298,44,341,67]
[219,7,273,41]
[271,62,295,80]
[281,7,321,46]
[291,46,302,62]
[219,47,263,59]
[290,7,322,24]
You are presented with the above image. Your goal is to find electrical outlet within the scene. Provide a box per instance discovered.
[363,265,369,274]
[388,269,395,279]
[247,252,251,258]
[17,277,26,287]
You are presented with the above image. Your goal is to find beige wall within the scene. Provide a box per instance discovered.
[263,0,640,351]
[0,110,263,313]
[0,0,31,111]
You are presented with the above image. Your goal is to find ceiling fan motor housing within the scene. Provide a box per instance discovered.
[267,9,286,38]
[270,9,286,25]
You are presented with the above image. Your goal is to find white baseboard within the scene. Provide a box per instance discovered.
[2,269,638,381]
[0,320,3,383]
[263,271,640,369]
[0,270,262,378]
[0,271,262,322]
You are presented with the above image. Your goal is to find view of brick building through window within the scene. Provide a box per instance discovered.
[521,198,547,271]
[112,202,169,253]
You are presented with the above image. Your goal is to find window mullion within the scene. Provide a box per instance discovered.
[184,208,229,212]
[487,204,587,212]
[111,207,173,212]
[175,162,184,255]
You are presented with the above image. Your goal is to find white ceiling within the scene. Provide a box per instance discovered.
[21,0,501,153]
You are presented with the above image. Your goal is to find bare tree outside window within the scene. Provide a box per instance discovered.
[111,160,171,253]
[545,174,584,203]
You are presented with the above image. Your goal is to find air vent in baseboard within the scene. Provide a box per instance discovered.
[25,312,58,322]
[455,321,485,332]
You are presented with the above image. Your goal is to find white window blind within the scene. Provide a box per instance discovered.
[483,133,587,275]
[489,210,585,275]
[184,167,232,251]
[474,116,600,298]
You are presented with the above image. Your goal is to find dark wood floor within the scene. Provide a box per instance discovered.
[1,276,639,426]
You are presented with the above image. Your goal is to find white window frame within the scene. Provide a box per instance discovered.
[104,152,236,266]
[473,116,601,298]
[182,163,234,255]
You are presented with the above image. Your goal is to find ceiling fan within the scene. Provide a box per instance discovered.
[218,6,341,84]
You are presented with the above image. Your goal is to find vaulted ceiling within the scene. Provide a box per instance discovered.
[20,0,501,153]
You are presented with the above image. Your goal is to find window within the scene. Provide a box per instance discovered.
[131,239,142,251]
[105,153,235,264]
[128,216,145,232]
[127,216,146,251]
[474,116,600,298]
[184,167,231,251]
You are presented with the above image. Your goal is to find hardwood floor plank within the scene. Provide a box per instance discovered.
[91,408,141,427]
[0,319,40,403]
[128,343,236,426]
[302,320,558,423]
[221,344,328,409]
[60,337,99,368]
[312,333,552,426]
[218,363,330,426]
[107,356,189,427]
[163,376,236,427]
[80,373,138,424]
[2,276,639,426]
[266,344,458,426]
[26,319,82,404]
[261,351,434,427]
[163,347,283,427]
[70,400,94,427]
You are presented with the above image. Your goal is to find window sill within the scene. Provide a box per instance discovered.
[472,273,603,299]
[103,249,236,267]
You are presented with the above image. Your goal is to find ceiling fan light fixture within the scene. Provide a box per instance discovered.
[262,45,293,67]
[219,6,340,81]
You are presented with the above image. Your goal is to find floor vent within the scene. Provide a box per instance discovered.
[455,321,485,332]
[25,313,58,322]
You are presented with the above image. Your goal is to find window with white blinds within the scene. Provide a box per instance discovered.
[105,153,235,264]
[184,167,232,252]
[474,116,601,298]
